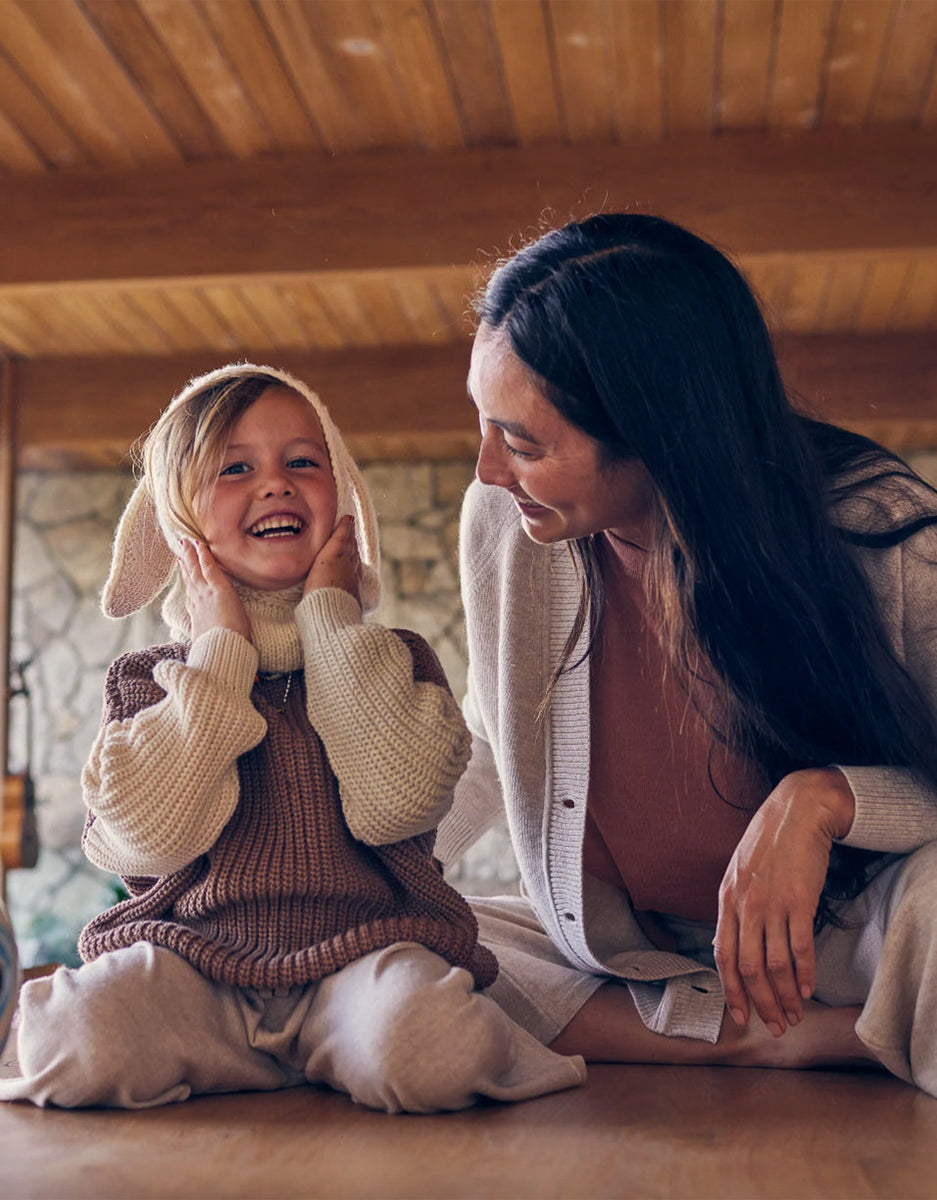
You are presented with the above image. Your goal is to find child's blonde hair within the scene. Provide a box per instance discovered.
[141,371,286,543]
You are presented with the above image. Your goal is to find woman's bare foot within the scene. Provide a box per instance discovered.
[717,1000,875,1070]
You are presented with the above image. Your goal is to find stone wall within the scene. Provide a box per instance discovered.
[6,461,518,968]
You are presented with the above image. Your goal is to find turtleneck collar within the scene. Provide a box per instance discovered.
[162,575,304,673]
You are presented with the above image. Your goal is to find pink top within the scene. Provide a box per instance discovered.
[583,533,769,946]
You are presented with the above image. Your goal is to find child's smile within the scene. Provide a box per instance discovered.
[196,386,339,591]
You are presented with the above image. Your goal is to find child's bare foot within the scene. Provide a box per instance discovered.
[719,1000,876,1070]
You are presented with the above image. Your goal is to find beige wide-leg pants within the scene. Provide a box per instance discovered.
[0,940,585,1111]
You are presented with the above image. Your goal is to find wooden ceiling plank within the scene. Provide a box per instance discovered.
[748,259,794,328]
[777,259,833,333]
[311,278,382,348]
[109,291,178,356]
[47,290,138,355]
[428,0,514,145]
[36,292,118,355]
[390,275,459,345]
[199,285,275,351]
[0,106,44,173]
[814,258,871,331]
[20,0,181,165]
[609,0,664,141]
[164,287,240,354]
[0,300,42,356]
[138,0,272,159]
[272,283,346,352]
[489,0,562,143]
[427,271,476,340]
[73,290,177,356]
[0,45,87,169]
[3,133,937,287]
[369,0,465,150]
[256,0,369,152]
[889,259,937,329]
[869,0,937,122]
[309,1,419,148]
[81,0,227,161]
[662,0,719,133]
[239,284,312,350]
[822,0,894,125]
[0,2,138,168]
[716,0,778,131]
[769,0,834,129]
[349,275,422,346]
[854,258,915,331]
[199,0,321,153]
[126,289,217,355]
[547,0,613,143]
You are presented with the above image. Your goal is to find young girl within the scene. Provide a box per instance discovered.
[0,363,585,1111]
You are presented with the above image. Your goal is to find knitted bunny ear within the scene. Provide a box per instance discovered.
[101,478,177,618]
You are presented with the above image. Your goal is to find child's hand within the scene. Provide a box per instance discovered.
[178,539,252,643]
[304,515,361,601]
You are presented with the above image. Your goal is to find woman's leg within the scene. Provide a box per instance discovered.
[549,982,871,1069]
[295,942,586,1113]
[0,942,293,1108]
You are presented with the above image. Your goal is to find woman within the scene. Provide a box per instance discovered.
[436,213,937,1094]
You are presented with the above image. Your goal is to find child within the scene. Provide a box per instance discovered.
[0,364,585,1111]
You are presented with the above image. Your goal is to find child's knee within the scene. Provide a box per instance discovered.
[360,950,512,1112]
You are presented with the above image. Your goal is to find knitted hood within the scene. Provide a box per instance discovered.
[101,363,381,621]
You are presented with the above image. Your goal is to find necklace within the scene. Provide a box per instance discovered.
[257,671,293,714]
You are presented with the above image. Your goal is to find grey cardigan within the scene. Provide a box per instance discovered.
[437,478,937,1041]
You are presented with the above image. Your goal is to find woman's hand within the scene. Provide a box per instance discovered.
[713,768,856,1038]
[178,539,251,644]
[304,515,361,601]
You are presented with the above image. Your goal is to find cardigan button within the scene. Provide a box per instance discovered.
[561,798,575,809]
[563,912,576,921]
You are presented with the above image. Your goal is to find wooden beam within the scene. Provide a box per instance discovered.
[3,131,937,292]
[12,344,478,469]
[10,333,937,470]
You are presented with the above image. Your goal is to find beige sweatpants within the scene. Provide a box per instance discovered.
[0,940,586,1111]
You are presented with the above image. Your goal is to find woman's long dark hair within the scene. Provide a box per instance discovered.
[478,213,937,925]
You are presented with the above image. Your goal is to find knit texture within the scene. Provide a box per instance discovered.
[79,629,496,990]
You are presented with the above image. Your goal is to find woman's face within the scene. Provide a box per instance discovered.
[468,325,656,546]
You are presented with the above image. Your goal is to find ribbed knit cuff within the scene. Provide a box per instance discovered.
[187,627,259,694]
[296,587,363,638]
[834,764,937,852]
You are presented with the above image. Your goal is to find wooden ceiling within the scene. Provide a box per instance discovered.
[0,0,936,467]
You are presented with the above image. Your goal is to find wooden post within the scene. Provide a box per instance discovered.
[0,360,12,900]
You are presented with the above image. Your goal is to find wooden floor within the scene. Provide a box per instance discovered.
[2,1059,937,1200]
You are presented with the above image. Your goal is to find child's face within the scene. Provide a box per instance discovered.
[195,386,339,591]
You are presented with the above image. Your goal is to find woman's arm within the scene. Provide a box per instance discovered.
[82,627,267,877]
[715,523,937,1036]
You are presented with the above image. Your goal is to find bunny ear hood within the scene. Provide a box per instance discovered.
[101,362,382,620]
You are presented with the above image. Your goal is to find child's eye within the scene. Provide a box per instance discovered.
[287,456,319,469]
[219,461,251,476]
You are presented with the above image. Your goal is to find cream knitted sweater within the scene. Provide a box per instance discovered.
[79,586,495,989]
